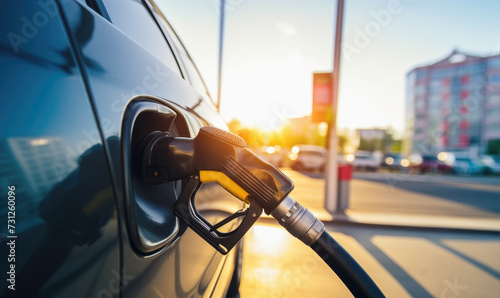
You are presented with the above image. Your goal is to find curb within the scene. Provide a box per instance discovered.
[258,215,500,235]
[324,217,500,235]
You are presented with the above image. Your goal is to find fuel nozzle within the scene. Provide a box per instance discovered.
[141,126,295,253]
[141,127,384,297]
[142,126,324,250]
[142,126,294,214]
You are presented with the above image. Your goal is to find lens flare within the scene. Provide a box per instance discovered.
[400,159,410,167]
[345,154,355,162]
[437,152,448,161]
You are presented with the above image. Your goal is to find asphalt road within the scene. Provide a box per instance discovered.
[239,169,500,297]
[283,169,500,218]
[240,223,500,298]
[350,172,500,218]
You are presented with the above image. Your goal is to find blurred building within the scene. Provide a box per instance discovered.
[358,128,385,141]
[357,128,391,152]
[405,50,500,155]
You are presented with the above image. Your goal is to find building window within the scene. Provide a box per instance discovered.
[415,69,427,80]
[488,94,500,104]
[488,73,500,84]
[460,90,469,99]
[415,84,426,95]
[487,56,500,69]
[486,122,500,133]
[415,99,425,109]
[461,75,469,84]
[487,109,500,117]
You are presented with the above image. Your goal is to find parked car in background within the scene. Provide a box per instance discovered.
[345,150,381,172]
[409,154,453,174]
[0,1,242,297]
[381,153,410,171]
[289,145,326,171]
[480,155,500,175]
[453,157,486,175]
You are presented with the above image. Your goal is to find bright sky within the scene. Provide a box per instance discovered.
[156,0,500,134]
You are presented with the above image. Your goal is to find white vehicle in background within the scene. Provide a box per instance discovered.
[289,145,326,171]
[345,150,381,172]
[480,155,500,175]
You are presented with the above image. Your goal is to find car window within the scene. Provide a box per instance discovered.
[102,0,182,77]
[151,9,211,96]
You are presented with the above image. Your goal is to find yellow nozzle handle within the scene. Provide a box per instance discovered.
[200,171,251,204]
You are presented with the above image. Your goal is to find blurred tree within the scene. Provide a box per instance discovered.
[382,130,394,152]
[358,137,372,151]
[338,133,349,153]
[391,140,402,152]
[227,118,242,133]
[235,128,262,148]
[227,117,330,149]
[487,139,500,155]
[358,129,394,152]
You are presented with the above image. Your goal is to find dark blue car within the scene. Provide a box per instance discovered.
[0,1,243,297]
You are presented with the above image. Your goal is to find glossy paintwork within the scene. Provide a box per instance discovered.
[0,1,119,297]
[0,0,238,297]
[57,0,238,297]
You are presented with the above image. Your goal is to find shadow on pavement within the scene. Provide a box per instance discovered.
[433,241,500,280]
[353,232,433,297]
[335,225,500,297]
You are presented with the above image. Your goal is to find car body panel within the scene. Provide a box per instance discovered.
[0,0,239,297]
[291,145,326,171]
[0,2,119,296]
[453,157,485,175]
[410,155,453,174]
[351,151,380,171]
[58,1,239,297]
[480,155,500,174]
[381,153,407,171]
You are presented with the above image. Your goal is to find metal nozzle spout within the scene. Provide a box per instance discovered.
[271,196,325,246]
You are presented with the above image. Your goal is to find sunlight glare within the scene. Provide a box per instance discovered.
[400,159,410,167]
[250,224,290,255]
[437,152,448,162]
[345,153,355,162]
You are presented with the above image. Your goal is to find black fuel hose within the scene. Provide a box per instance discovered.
[310,231,385,297]
[272,196,385,298]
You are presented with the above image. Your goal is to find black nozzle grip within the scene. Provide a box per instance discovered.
[142,127,294,214]
[194,127,294,214]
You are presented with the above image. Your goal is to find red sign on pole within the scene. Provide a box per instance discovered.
[312,72,333,123]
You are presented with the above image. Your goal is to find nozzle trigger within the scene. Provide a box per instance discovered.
[174,177,263,254]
